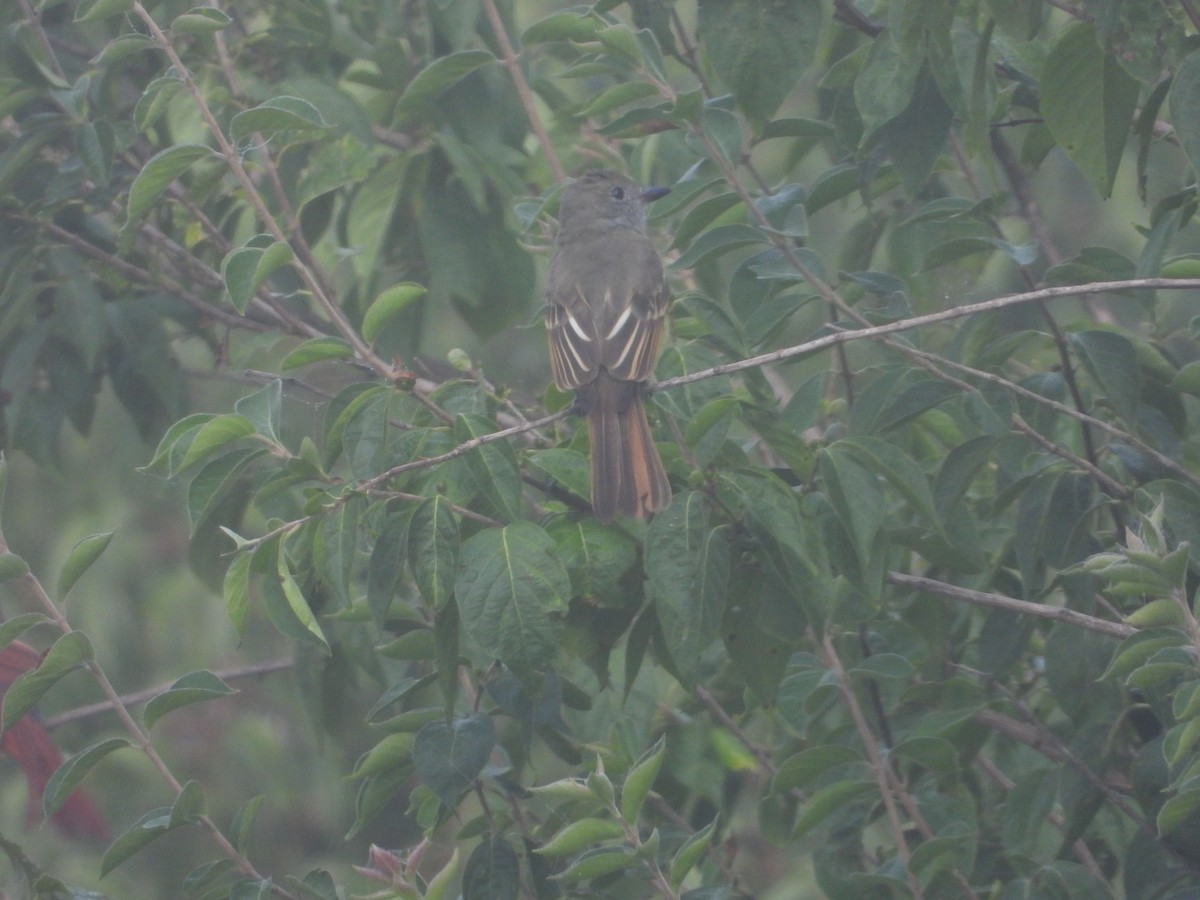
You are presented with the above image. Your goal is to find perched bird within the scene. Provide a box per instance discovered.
[545,170,672,522]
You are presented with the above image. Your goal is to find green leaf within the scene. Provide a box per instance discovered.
[1041,23,1139,197]
[553,846,637,883]
[75,0,134,22]
[2,632,94,733]
[100,807,173,877]
[773,745,863,793]
[534,817,626,857]
[669,192,744,251]
[171,7,233,35]
[143,670,237,729]
[1158,783,1200,835]
[0,553,30,584]
[42,738,130,817]
[793,779,877,839]
[362,283,426,343]
[462,834,519,900]
[0,613,51,653]
[365,675,433,722]
[348,733,416,780]
[221,240,295,314]
[839,437,940,530]
[672,224,767,271]
[621,737,665,823]
[408,496,459,610]
[818,444,884,573]
[125,144,218,224]
[57,531,113,599]
[454,522,569,679]
[1069,330,1139,425]
[223,551,251,635]
[77,120,115,186]
[133,75,184,132]
[528,449,591,503]
[697,0,821,127]
[230,795,265,854]
[171,779,207,826]
[187,448,265,534]
[266,542,330,653]
[395,51,497,122]
[1170,49,1200,175]
[230,97,328,141]
[646,493,730,684]
[413,713,496,808]
[455,414,522,521]
[547,518,637,606]
[851,653,914,681]
[234,378,283,444]
[757,117,835,141]
[670,818,717,889]
[577,81,661,118]
[281,337,355,370]
[177,414,256,474]
[367,503,409,624]
[315,493,362,607]
[521,11,602,44]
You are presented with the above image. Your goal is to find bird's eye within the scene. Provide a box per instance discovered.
[610,186,625,200]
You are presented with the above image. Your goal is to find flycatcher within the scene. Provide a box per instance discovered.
[545,170,672,522]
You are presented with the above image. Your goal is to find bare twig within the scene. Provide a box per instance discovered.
[975,752,1107,880]
[887,572,1135,640]
[481,0,563,182]
[819,635,925,898]
[651,278,1200,393]
[44,657,294,728]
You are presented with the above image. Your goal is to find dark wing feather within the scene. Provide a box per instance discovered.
[546,283,599,390]
[597,240,669,383]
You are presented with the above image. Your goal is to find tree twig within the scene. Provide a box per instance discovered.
[886,572,1135,640]
[481,0,563,182]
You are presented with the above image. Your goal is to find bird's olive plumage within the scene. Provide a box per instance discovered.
[545,171,672,521]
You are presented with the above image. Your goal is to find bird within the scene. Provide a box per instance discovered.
[545,170,673,522]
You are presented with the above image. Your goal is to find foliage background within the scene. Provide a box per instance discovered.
[3,0,1200,898]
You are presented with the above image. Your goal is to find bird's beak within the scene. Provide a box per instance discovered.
[639,186,671,204]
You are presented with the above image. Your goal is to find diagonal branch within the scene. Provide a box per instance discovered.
[481,0,563,182]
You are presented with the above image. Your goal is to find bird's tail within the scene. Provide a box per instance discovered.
[585,375,671,522]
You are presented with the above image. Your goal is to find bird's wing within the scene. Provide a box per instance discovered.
[596,240,669,383]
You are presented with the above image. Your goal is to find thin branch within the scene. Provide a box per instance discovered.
[130,2,395,382]
[1011,413,1131,499]
[651,278,1200,393]
[17,0,67,82]
[211,26,337,305]
[481,0,563,182]
[1042,0,1092,19]
[44,657,294,728]
[33,219,265,332]
[976,751,1108,881]
[833,0,884,36]
[1184,0,1200,31]
[819,635,924,899]
[0,532,289,897]
[695,686,775,774]
[900,343,1200,492]
[887,572,1135,640]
